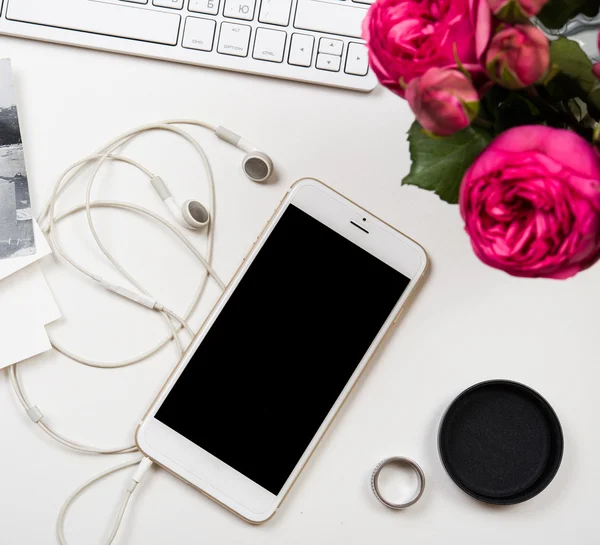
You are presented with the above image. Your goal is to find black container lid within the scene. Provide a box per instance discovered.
[438,380,564,505]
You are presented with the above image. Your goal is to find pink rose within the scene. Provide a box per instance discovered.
[460,126,600,279]
[362,0,492,97]
[406,68,480,136]
[485,25,550,89]
[488,0,548,20]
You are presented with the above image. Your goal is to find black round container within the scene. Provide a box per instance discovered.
[438,380,564,505]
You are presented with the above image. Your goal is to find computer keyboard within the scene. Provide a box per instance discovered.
[0,0,377,91]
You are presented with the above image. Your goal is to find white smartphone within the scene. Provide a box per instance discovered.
[136,178,428,523]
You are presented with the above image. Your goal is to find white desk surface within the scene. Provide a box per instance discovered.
[1,34,599,545]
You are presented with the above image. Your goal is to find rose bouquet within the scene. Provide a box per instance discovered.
[364,0,600,279]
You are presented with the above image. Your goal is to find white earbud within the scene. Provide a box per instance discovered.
[151,176,209,230]
[215,126,274,183]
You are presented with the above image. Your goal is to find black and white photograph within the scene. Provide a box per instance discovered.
[0,59,34,261]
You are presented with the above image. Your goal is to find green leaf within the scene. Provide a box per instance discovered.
[567,97,588,121]
[549,37,600,115]
[567,98,583,121]
[550,38,595,93]
[496,1,529,23]
[402,122,494,204]
[464,100,480,120]
[537,0,588,29]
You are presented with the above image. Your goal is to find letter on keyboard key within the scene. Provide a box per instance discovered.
[223,0,256,20]
[217,22,251,56]
[183,17,216,51]
[288,33,314,67]
[6,0,180,46]
[259,0,293,26]
[253,28,286,62]
[189,0,220,15]
[294,0,367,38]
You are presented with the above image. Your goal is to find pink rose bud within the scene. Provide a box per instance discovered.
[485,25,550,89]
[406,68,480,136]
[362,0,492,97]
[594,62,600,80]
[488,0,548,20]
[460,125,600,279]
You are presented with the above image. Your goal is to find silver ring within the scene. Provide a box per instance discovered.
[371,457,426,510]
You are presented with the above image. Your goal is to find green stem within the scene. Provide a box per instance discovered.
[473,117,493,129]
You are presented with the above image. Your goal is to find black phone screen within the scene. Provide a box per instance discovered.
[156,204,410,495]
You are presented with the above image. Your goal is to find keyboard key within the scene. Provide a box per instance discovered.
[294,0,366,39]
[316,53,340,72]
[153,0,184,8]
[345,42,369,76]
[352,0,374,3]
[217,22,251,56]
[318,38,343,56]
[183,17,216,51]
[223,0,256,20]
[288,33,314,67]
[253,28,286,62]
[258,0,293,26]
[121,0,148,4]
[189,0,220,15]
[7,0,181,46]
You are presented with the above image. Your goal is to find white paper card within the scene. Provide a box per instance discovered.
[0,316,51,369]
[0,262,60,368]
[16,263,61,325]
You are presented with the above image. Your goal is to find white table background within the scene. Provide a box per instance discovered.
[0,32,599,545]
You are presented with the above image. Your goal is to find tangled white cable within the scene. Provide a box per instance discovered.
[9,119,271,545]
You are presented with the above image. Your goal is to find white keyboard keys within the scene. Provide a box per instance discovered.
[253,28,286,62]
[294,0,366,39]
[258,0,293,26]
[288,33,314,67]
[189,0,220,15]
[217,22,251,56]
[318,37,343,56]
[345,42,369,75]
[316,53,340,71]
[352,0,374,4]
[153,0,184,8]
[6,0,181,46]
[5,0,377,91]
[223,0,256,21]
[183,16,216,51]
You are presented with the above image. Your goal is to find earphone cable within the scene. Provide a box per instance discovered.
[56,456,154,545]
[8,119,255,542]
[11,121,226,455]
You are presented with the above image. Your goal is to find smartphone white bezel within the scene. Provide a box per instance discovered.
[136,178,428,524]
